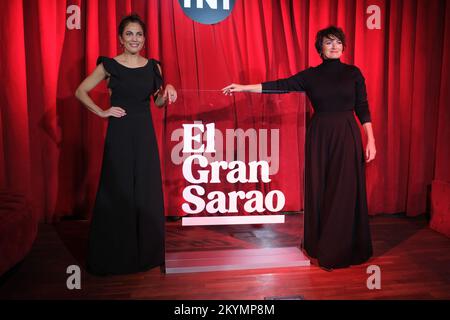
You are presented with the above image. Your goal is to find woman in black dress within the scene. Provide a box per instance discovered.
[75,14,177,275]
[223,26,376,270]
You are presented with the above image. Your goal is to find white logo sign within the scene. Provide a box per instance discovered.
[179,0,236,24]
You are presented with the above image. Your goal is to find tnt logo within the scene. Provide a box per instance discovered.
[179,0,236,25]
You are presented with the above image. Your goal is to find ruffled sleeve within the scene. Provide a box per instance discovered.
[96,56,116,77]
[96,56,118,89]
[150,58,164,94]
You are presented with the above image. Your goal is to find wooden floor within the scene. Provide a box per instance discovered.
[1,213,450,300]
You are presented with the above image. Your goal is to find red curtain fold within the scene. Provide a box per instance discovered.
[0,0,31,200]
[0,0,449,222]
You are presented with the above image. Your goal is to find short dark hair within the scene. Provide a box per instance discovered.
[315,26,346,57]
[118,13,146,37]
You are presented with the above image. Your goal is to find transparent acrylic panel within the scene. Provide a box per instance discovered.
[161,90,309,273]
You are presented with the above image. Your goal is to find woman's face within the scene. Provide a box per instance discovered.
[321,35,343,59]
[119,22,145,54]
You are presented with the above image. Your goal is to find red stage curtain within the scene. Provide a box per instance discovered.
[0,0,449,222]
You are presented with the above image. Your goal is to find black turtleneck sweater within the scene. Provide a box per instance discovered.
[261,58,371,124]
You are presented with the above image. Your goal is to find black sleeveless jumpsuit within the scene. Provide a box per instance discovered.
[87,56,165,275]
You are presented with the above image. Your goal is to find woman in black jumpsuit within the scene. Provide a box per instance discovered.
[223,26,376,270]
[75,14,177,275]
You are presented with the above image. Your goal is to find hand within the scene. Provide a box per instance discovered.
[365,140,376,163]
[222,83,246,95]
[163,84,177,104]
[100,106,126,118]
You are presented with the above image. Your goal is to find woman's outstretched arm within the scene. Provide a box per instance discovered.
[222,70,308,95]
[222,83,262,95]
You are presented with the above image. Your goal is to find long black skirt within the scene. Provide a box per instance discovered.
[303,111,373,269]
[87,110,165,276]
